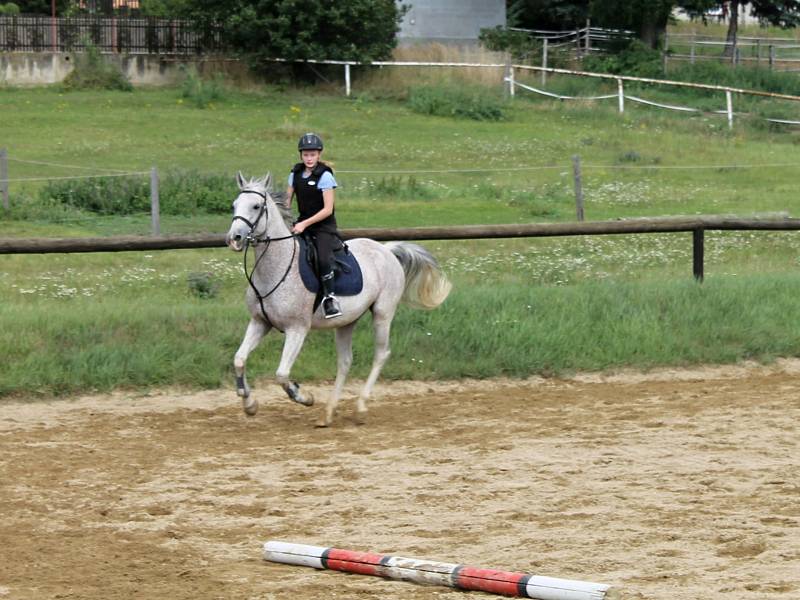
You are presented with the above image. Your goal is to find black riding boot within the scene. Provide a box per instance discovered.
[320,271,342,319]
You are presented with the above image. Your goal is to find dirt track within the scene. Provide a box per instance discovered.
[1,362,799,600]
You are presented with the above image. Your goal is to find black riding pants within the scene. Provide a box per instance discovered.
[309,229,340,275]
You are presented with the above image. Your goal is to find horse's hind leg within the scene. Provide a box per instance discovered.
[276,327,313,407]
[317,321,356,428]
[356,312,393,424]
[234,317,270,416]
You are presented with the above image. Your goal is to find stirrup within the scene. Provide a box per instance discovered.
[322,294,342,319]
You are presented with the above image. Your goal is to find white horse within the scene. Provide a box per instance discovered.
[225,173,451,426]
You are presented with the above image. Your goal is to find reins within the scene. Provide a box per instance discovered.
[234,189,297,329]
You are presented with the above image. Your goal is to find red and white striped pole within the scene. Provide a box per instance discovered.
[263,541,619,600]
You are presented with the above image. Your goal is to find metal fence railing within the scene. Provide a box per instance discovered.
[0,15,222,54]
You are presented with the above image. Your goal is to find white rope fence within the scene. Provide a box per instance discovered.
[0,151,161,233]
[506,75,800,128]
[261,57,800,128]
[6,156,134,173]
[339,162,800,174]
[3,171,151,183]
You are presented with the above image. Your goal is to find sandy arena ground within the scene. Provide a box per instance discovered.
[1,361,799,600]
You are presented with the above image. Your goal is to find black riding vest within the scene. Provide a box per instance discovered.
[291,162,337,231]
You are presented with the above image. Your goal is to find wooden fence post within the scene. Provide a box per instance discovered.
[585,19,591,53]
[572,155,584,222]
[690,33,696,64]
[693,229,704,281]
[0,148,8,212]
[150,167,160,236]
[663,31,669,74]
[769,45,775,70]
[617,78,624,113]
[541,38,548,86]
[504,59,512,98]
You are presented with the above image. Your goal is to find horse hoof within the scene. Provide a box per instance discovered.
[242,398,259,416]
[315,417,331,428]
[285,382,314,406]
[294,392,314,407]
[354,410,367,425]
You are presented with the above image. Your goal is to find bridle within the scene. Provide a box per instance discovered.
[231,188,297,329]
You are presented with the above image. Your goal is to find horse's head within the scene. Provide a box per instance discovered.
[227,172,291,251]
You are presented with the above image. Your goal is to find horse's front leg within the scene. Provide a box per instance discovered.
[234,317,271,416]
[276,327,313,407]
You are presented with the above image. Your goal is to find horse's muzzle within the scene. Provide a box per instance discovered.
[226,231,245,252]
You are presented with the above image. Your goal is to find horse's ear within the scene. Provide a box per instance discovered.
[263,172,273,191]
[236,171,247,189]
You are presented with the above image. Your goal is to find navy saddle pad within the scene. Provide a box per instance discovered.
[298,237,364,296]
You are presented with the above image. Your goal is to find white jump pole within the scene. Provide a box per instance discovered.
[344,63,351,97]
[263,541,619,600]
[726,90,734,129]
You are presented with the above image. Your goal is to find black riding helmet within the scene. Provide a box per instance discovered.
[298,133,323,152]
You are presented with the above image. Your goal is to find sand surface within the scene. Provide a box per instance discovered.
[1,361,799,599]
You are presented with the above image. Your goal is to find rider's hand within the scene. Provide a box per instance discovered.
[292,222,306,234]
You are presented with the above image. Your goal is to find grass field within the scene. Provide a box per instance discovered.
[2,79,800,396]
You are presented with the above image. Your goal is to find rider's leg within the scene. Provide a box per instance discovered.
[315,232,342,319]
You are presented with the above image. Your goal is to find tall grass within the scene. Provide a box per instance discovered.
[2,273,799,396]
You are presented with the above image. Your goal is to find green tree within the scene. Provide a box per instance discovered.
[508,0,589,30]
[181,0,406,62]
[508,0,718,48]
[12,0,69,15]
[720,1,800,56]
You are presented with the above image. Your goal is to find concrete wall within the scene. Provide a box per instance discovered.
[397,0,506,44]
[0,52,246,86]
[1,53,74,85]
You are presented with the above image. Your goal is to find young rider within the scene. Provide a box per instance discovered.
[286,133,342,319]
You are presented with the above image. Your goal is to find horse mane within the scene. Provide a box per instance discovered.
[268,187,295,231]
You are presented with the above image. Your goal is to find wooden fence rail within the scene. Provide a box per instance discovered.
[2,216,800,281]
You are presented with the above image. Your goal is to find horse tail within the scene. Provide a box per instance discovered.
[385,241,452,310]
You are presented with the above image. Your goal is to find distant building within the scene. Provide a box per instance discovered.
[396,0,506,45]
[78,0,141,12]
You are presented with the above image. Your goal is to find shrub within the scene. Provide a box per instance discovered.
[479,25,539,61]
[187,272,220,298]
[667,61,800,97]
[0,3,21,14]
[40,170,236,215]
[61,42,133,92]
[408,84,508,121]
[41,176,150,215]
[180,66,226,108]
[583,40,664,79]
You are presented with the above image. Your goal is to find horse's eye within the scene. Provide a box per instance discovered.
[253,204,261,210]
